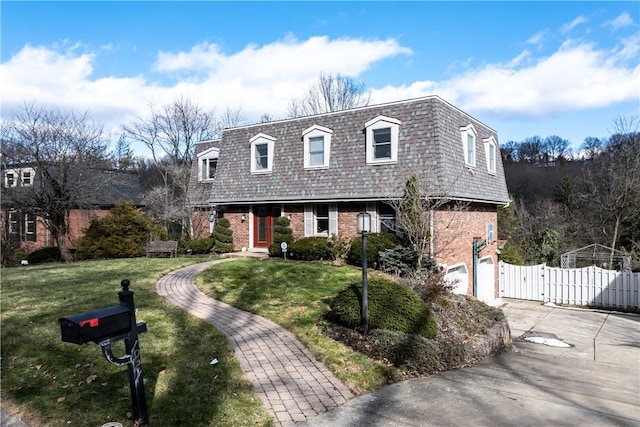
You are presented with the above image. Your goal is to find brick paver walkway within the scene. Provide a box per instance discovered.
[155,259,353,426]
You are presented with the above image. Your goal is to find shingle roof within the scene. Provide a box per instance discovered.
[207,95,509,206]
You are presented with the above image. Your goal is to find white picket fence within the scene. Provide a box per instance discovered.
[499,261,640,310]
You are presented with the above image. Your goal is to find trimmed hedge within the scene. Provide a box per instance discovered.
[181,237,214,255]
[289,237,332,261]
[26,247,62,264]
[268,216,294,257]
[329,277,437,338]
[213,218,234,253]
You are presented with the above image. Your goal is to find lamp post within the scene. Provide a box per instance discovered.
[472,237,488,298]
[357,211,371,336]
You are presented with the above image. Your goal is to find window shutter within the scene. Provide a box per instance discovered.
[366,202,377,232]
[329,204,338,236]
[304,205,313,237]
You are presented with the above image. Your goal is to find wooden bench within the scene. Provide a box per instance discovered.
[145,240,178,258]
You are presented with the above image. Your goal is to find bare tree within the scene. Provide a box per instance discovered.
[543,135,570,164]
[385,173,468,269]
[578,116,640,261]
[287,72,371,118]
[123,97,218,238]
[217,106,246,134]
[1,103,111,261]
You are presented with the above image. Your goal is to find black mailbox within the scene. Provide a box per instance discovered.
[59,304,131,345]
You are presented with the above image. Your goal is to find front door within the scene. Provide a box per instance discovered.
[253,206,278,248]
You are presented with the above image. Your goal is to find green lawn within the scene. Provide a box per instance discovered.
[1,258,272,427]
[1,257,396,426]
[196,258,397,392]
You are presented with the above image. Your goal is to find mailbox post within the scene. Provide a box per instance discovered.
[59,279,149,425]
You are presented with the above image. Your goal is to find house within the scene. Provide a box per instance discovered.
[190,96,509,299]
[1,163,144,259]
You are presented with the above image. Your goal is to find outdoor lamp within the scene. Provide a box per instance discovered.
[241,214,246,222]
[357,211,371,335]
[357,212,371,233]
[207,210,216,223]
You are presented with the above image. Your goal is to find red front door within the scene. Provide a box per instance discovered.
[253,207,273,248]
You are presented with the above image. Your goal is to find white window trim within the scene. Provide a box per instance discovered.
[5,167,35,187]
[250,133,276,174]
[460,124,477,168]
[483,136,497,174]
[302,125,332,169]
[197,146,219,182]
[365,115,401,165]
[486,223,495,243]
[304,204,338,237]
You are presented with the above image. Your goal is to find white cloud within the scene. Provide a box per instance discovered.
[604,12,634,31]
[372,38,640,120]
[561,15,588,33]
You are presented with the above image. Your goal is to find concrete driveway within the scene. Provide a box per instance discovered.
[301,299,640,427]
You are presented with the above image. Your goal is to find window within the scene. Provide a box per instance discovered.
[315,204,329,236]
[25,213,36,242]
[197,146,219,181]
[460,124,477,167]
[4,167,35,187]
[8,211,37,242]
[22,170,32,186]
[5,172,15,187]
[484,136,497,174]
[304,204,338,237]
[378,202,396,233]
[365,116,401,164]
[486,223,495,243]
[250,133,276,174]
[303,125,332,169]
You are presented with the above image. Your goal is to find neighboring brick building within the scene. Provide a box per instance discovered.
[190,96,509,300]
[1,164,144,259]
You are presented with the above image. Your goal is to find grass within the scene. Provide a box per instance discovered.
[1,257,272,427]
[196,258,398,393]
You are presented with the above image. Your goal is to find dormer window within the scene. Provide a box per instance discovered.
[365,116,401,164]
[483,136,497,174]
[302,125,332,169]
[197,146,219,181]
[4,167,35,187]
[460,124,477,168]
[250,133,276,174]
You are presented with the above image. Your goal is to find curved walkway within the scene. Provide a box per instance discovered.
[155,259,353,426]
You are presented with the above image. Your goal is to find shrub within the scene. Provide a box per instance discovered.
[379,245,418,276]
[182,237,214,255]
[401,268,454,305]
[212,218,234,253]
[289,237,332,261]
[26,247,62,264]
[328,235,351,263]
[347,233,401,267]
[328,277,437,338]
[268,216,294,257]
[75,201,165,260]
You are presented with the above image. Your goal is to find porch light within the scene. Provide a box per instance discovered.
[357,212,371,233]
[241,214,246,222]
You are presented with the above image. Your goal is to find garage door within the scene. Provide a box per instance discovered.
[477,256,495,301]
[445,263,469,295]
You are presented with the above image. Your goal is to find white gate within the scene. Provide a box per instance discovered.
[499,261,640,310]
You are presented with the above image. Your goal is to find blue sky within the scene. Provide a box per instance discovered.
[1,1,638,156]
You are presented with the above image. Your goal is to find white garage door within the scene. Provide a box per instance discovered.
[477,256,496,301]
[445,263,469,295]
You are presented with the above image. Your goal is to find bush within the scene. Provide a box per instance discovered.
[328,277,437,338]
[181,237,214,255]
[328,235,351,263]
[213,218,234,253]
[289,237,332,261]
[379,245,418,276]
[347,233,401,267]
[268,217,294,257]
[26,247,62,264]
[76,200,165,260]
